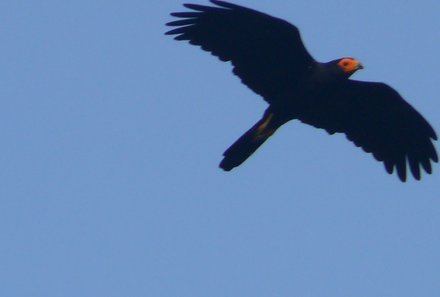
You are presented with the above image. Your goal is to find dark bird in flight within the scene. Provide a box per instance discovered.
[166,0,437,181]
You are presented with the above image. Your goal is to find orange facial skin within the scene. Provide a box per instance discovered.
[338,58,364,74]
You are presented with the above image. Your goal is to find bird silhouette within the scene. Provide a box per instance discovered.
[166,0,437,181]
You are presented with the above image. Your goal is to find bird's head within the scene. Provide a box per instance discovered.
[334,57,364,78]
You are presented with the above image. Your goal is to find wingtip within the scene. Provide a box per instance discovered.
[433,152,439,163]
[398,174,407,183]
[210,0,243,10]
[210,0,225,6]
[183,2,221,12]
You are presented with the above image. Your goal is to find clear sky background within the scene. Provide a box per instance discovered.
[1,0,440,296]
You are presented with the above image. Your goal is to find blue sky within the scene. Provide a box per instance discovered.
[1,0,439,296]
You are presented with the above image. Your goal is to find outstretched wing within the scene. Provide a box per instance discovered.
[298,80,438,181]
[166,0,315,104]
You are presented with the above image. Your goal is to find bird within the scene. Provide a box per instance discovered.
[165,0,437,182]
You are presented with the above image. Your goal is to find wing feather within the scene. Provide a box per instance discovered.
[298,80,437,181]
[166,0,315,103]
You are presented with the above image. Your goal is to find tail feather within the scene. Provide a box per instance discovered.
[219,111,282,171]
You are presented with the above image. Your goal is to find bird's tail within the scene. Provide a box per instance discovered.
[220,110,283,171]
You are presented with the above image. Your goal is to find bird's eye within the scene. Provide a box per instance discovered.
[343,61,349,67]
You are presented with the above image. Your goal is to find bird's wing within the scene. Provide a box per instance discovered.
[297,80,438,181]
[166,0,315,104]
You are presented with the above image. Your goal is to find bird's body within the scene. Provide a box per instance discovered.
[166,0,437,181]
